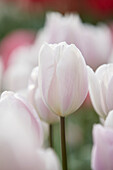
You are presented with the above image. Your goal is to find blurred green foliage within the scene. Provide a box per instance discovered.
[0,4,45,41]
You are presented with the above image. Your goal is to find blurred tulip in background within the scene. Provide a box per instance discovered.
[88,64,113,119]
[35,12,112,70]
[0,30,35,70]
[0,91,61,170]
[91,124,113,170]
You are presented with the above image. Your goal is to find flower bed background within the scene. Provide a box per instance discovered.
[0,1,113,169]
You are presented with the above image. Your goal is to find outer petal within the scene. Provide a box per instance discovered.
[106,76,113,112]
[56,44,88,116]
[105,111,113,128]
[28,66,59,123]
[91,124,113,170]
[39,42,66,115]
[38,43,55,103]
[88,66,105,117]
[28,66,39,107]
[35,89,59,123]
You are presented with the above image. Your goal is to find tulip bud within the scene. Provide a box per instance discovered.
[28,66,59,124]
[88,64,113,118]
[38,42,88,116]
[91,124,113,170]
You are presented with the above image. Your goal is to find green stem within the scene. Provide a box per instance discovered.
[49,124,53,148]
[60,116,68,170]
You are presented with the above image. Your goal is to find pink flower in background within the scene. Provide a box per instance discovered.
[0,91,61,170]
[38,42,88,116]
[28,66,59,124]
[92,124,113,170]
[0,30,35,70]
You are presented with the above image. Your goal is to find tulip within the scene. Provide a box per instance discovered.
[28,66,59,124]
[91,124,113,170]
[38,42,88,117]
[0,91,61,170]
[88,64,113,119]
[35,12,112,70]
[38,42,88,170]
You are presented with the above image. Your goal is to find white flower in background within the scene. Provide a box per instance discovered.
[80,23,112,70]
[3,45,38,91]
[35,12,112,70]
[3,12,112,93]
[88,64,113,119]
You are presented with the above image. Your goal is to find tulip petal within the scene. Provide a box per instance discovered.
[28,66,59,123]
[35,89,59,123]
[38,43,55,103]
[96,64,113,115]
[56,44,88,115]
[106,76,113,112]
[105,111,113,128]
[88,66,105,117]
